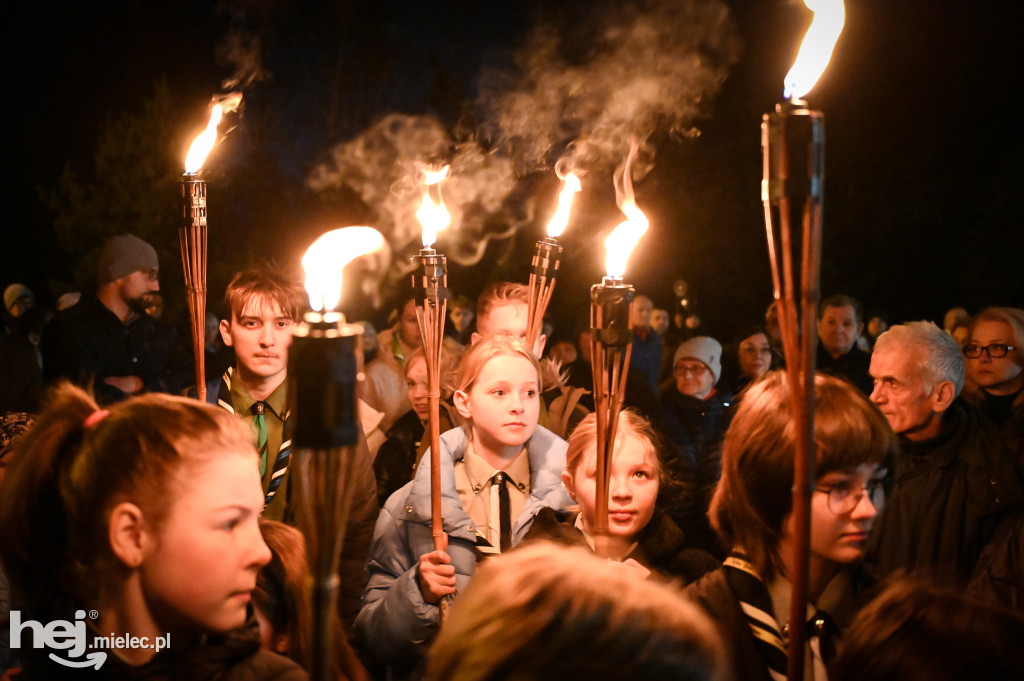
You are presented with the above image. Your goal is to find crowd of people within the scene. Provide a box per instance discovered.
[1,232,1023,680]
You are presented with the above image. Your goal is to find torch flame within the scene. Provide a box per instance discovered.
[605,142,648,278]
[783,0,845,101]
[302,227,386,312]
[545,172,581,239]
[417,165,451,248]
[184,105,224,174]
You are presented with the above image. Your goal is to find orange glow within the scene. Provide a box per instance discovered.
[784,0,845,101]
[417,165,451,248]
[605,143,648,278]
[545,172,581,239]
[184,105,224,174]
[302,227,386,312]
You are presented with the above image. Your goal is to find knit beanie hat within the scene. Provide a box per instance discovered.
[673,336,723,385]
[3,283,34,314]
[96,235,159,286]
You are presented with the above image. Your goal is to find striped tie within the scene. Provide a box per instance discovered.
[723,553,788,681]
[264,414,292,508]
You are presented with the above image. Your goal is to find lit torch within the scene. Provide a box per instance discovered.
[412,166,450,560]
[761,3,844,679]
[525,172,580,353]
[590,141,648,559]
[181,93,241,401]
[293,226,385,681]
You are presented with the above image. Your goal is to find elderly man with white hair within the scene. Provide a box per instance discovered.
[866,321,1023,583]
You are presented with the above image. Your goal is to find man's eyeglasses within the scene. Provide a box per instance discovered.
[814,478,885,514]
[963,343,1016,359]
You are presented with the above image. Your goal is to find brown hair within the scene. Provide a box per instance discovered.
[709,371,896,578]
[254,519,370,681]
[425,542,727,681]
[224,266,306,323]
[565,409,664,482]
[475,282,529,336]
[832,575,1024,681]
[0,382,255,620]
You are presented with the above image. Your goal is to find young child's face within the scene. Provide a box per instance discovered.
[140,450,270,633]
[456,353,539,454]
[565,431,659,544]
[220,296,295,384]
[405,356,430,421]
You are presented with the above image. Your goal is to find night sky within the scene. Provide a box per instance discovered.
[5,0,1022,342]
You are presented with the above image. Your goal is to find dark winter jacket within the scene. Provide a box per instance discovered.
[866,400,1024,582]
[816,343,873,396]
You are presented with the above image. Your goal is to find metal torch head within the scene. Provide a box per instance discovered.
[590,279,635,348]
[182,175,208,230]
[762,101,825,207]
[531,237,563,280]
[411,250,448,307]
[290,312,362,449]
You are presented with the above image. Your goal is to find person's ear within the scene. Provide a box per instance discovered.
[856,322,865,338]
[932,379,956,413]
[219,319,235,347]
[272,632,291,655]
[534,334,547,359]
[108,502,148,569]
[470,331,482,346]
[453,389,473,420]
[561,470,576,500]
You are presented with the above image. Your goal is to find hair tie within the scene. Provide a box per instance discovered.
[83,409,110,430]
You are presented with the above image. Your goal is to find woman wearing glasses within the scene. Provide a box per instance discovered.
[685,372,896,681]
[963,307,1024,466]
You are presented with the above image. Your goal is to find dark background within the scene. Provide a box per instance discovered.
[4,0,1022,343]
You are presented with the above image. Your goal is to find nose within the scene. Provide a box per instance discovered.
[509,392,524,414]
[609,475,631,500]
[259,324,275,347]
[868,383,884,404]
[250,529,273,569]
[851,490,878,520]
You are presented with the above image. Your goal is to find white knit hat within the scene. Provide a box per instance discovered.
[672,336,722,385]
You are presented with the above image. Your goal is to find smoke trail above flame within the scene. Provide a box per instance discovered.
[477,0,739,179]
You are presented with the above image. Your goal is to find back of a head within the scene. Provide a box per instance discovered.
[831,576,1024,681]
[255,520,312,667]
[709,371,896,576]
[426,542,727,681]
